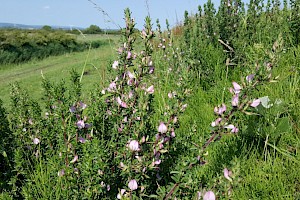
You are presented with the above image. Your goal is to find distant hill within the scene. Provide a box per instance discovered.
[0,22,84,30]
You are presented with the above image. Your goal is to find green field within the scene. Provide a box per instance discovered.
[0,34,119,107]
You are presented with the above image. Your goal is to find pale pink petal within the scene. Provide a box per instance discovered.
[158,122,168,133]
[146,85,154,94]
[128,140,140,151]
[232,94,239,107]
[224,168,233,181]
[232,82,242,94]
[128,179,138,190]
[250,99,261,107]
[203,191,216,200]
[112,60,119,69]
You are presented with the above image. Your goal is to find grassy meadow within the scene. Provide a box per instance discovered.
[0,34,119,107]
[0,1,300,200]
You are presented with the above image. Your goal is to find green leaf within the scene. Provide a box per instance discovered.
[276,117,290,133]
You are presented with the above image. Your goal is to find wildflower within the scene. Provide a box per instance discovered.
[168,92,173,98]
[197,192,202,200]
[127,51,132,59]
[141,29,147,37]
[116,97,127,108]
[33,138,40,145]
[171,131,176,138]
[246,74,255,82]
[129,140,140,151]
[203,191,216,200]
[146,85,154,94]
[109,82,116,91]
[149,66,155,74]
[224,168,233,181]
[79,102,87,109]
[224,124,239,133]
[128,179,138,190]
[117,189,126,199]
[181,104,188,111]
[232,94,239,107]
[250,99,261,107]
[211,118,222,127]
[128,90,134,99]
[232,82,242,94]
[76,120,85,129]
[28,118,33,125]
[58,169,65,177]
[158,122,168,133]
[69,106,76,113]
[121,102,127,108]
[79,137,86,143]
[127,71,135,79]
[70,155,78,163]
[118,47,124,54]
[154,160,161,165]
[112,60,119,69]
[215,103,227,115]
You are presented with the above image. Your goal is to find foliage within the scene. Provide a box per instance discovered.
[0,0,300,199]
[83,24,102,34]
[0,29,108,65]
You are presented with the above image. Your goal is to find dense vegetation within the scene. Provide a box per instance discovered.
[0,29,112,64]
[0,0,299,199]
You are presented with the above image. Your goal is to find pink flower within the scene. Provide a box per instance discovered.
[146,85,154,94]
[149,66,155,74]
[224,124,239,133]
[154,159,161,165]
[203,191,216,200]
[121,102,127,108]
[232,82,242,94]
[211,118,222,127]
[69,106,76,113]
[250,99,261,107]
[58,169,65,177]
[76,120,85,129]
[128,179,138,190]
[70,155,78,163]
[141,29,147,37]
[112,60,119,69]
[109,82,116,91]
[129,90,134,99]
[127,51,132,59]
[224,168,233,181]
[79,137,86,143]
[171,131,176,138]
[117,189,126,199]
[79,102,87,109]
[181,104,188,111]
[33,138,40,145]
[232,94,239,107]
[129,140,140,151]
[214,103,226,115]
[158,122,168,133]
[116,97,127,108]
[246,74,255,82]
[127,71,135,79]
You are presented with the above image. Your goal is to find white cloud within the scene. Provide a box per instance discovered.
[43,5,50,10]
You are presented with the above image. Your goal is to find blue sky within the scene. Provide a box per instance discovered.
[0,0,250,30]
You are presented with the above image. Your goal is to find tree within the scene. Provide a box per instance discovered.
[84,25,102,34]
[42,25,52,31]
